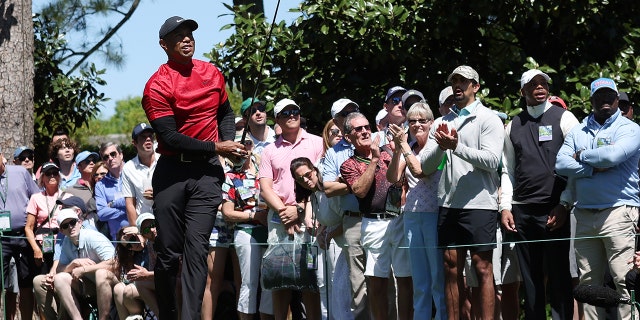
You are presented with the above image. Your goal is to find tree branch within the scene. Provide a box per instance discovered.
[66,0,140,75]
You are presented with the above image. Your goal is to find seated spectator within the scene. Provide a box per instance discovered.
[110,226,153,319]
[131,213,160,316]
[53,209,115,320]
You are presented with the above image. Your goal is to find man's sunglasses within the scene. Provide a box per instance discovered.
[60,220,77,230]
[141,222,156,235]
[245,105,267,116]
[351,124,371,133]
[102,151,118,161]
[278,109,301,118]
[388,97,402,105]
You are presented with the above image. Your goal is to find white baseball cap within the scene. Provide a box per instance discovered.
[273,98,299,117]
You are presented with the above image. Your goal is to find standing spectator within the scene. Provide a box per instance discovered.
[53,209,116,320]
[340,112,412,320]
[221,144,273,320]
[619,91,633,120]
[500,69,579,319]
[141,16,245,319]
[95,142,127,241]
[438,86,454,116]
[0,150,41,319]
[374,86,408,146]
[259,98,324,319]
[387,103,446,319]
[13,146,35,180]
[122,123,158,226]
[323,98,368,320]
[420,65,504,319]
[66,150,100,227]
[241,97,277,155]
[49,138,81,190]
[91,161,109,190]
[322,119,342,151]
[556,78,640,320]
[25,163,71,275]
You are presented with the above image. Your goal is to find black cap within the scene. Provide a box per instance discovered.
[159,16,198,39]
[619,92,630,103]
[57,196,88,215]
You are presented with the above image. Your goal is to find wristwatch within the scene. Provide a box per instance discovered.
[559,200,573,211]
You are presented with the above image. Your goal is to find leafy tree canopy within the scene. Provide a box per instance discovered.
[209,0,640,130]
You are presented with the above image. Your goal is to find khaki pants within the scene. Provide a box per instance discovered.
[574,205,638,320]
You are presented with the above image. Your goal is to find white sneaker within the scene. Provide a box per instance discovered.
[125,316,143,320]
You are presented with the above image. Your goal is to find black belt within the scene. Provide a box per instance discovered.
[3,228,25,236]
[362,212,398,220]
[35,228,59,235]
[344,211,362,218]
[165,153,213,163]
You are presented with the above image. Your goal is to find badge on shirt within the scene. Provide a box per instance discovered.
[538,125,553,142]
[0,211,10,232]
[597,137,612,148]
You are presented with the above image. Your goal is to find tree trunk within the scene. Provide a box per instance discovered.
[0,0,34,158]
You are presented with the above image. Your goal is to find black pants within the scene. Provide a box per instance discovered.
[511,203,574,320]
[2,229,37,289]
[152,156,224,320]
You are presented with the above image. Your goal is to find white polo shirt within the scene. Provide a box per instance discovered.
[121,154,158,217]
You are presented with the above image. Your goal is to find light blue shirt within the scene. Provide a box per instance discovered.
[556,110,640,209]
[58,228,115,266]
[322,139,360,212]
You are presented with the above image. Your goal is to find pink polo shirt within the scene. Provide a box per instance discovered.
[26,191,72,242]
[259,130,324,206]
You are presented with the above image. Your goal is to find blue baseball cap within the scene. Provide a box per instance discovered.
[590,78,618,97]
[384,86,407,102]
[13,146,33,159]
[75,150,99,165]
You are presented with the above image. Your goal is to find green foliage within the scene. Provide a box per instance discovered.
[33,13,108,160]
[209,0,640,130]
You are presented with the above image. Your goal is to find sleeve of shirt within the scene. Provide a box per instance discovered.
[258,146,275,180]
[420,118,446,175]
[95,181,125,221]
[26,194,38,216]
[560,112,580,138]
[322,148,340,182]
[500,122,515,212]
[555,128,593,177]
[580,122,640,168]
[121,166,133,198]
[339,159,361,190]
[151,116,217,154]
[89,231,116,261]
[217,100,235,142]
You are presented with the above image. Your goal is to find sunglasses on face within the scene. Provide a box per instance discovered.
[44,171,60,177]
[18,154,34,162]
[408,119,430,125]
[351,124,371,133]
[102,151,118,161]
[388,97,402,105]
[60,220,77,230]
[246,105,267,116]
[93,172,107,178]
[295,170,314,182]
[330,128,341,136]
[141,222,156,235]
[81,158,97,166]
[278,108,301,118]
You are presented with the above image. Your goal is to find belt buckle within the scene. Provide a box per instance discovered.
[179,153,192,163]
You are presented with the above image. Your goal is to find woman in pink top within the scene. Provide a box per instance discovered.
[25,162,70,273]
